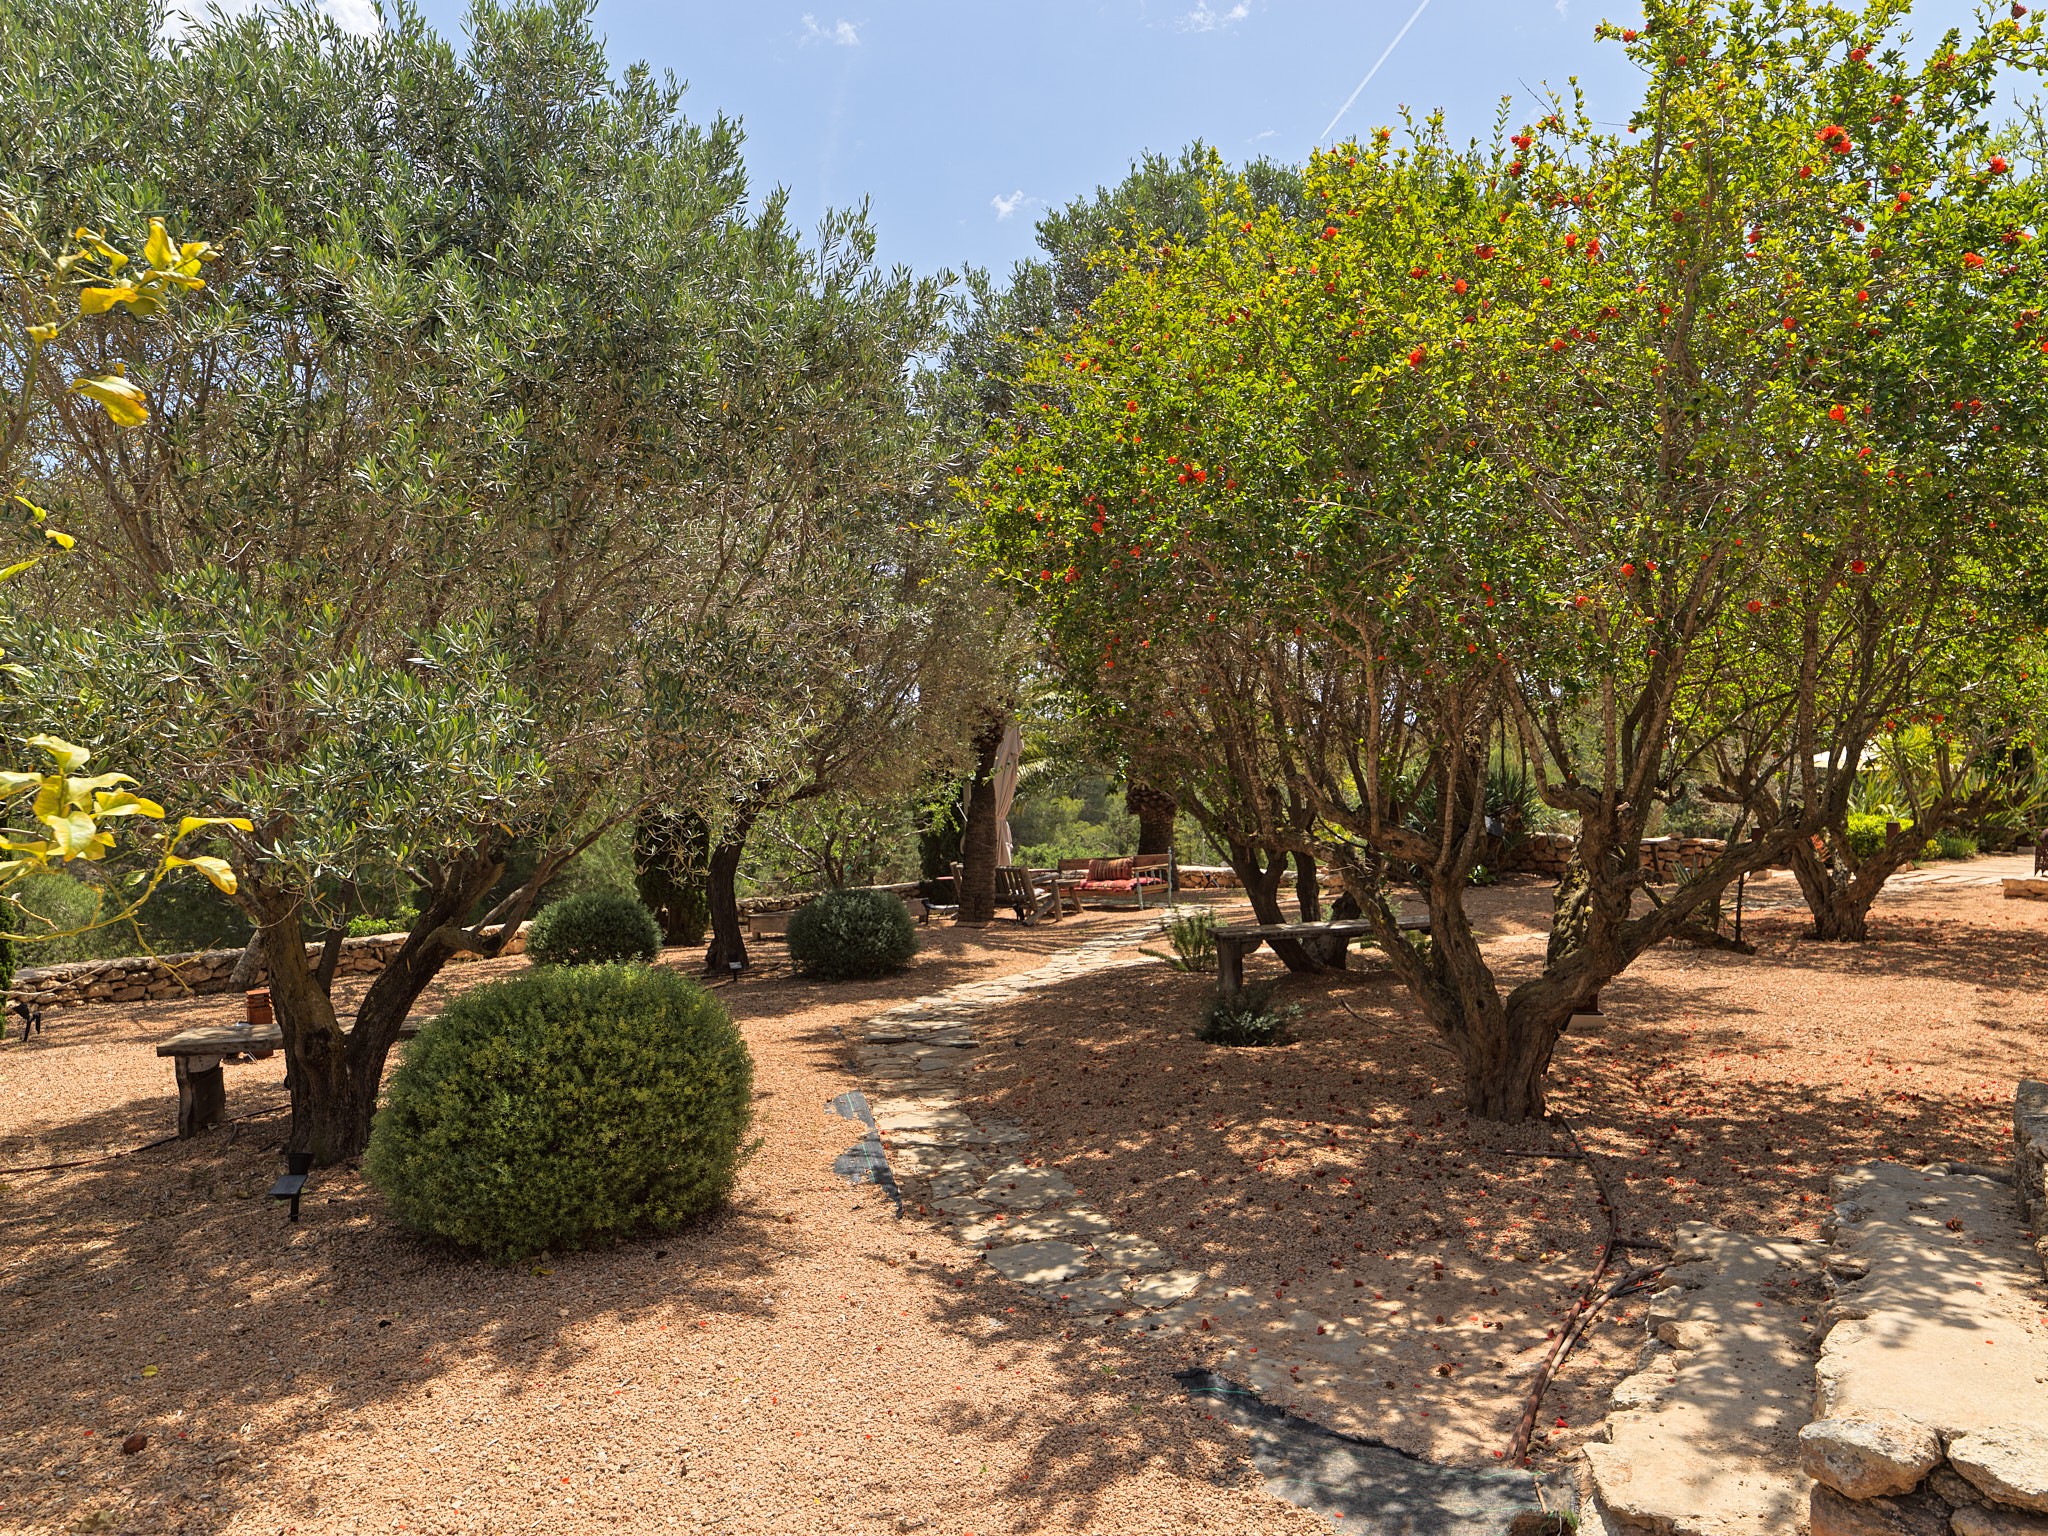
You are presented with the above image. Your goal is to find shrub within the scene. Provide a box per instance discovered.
[525,889,661,966]
[1843,813,1910,861]
[349,907,418,937]
[786,888,917,980]
[365,965,754,1260]
[1930,832,1978,861]
[1199,982,1299,1047]
[1162,906,1217,972]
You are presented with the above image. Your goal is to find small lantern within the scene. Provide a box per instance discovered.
[270,1152,313,1221]
[245,988,273,1029]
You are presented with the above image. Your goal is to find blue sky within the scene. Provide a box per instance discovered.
[351,0,1989,279]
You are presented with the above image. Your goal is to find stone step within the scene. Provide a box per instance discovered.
[1579,1223,1829,1536]
[1801,1160,2048,1535]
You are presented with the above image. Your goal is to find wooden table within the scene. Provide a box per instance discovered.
[156,1019,421,1138]
[1213,914,1431,996]
[1050,874,1087,917]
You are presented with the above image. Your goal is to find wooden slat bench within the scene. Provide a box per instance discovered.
[156,1019,423,1138]
[1214,914,1431,996]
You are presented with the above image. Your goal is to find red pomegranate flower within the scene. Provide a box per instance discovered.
[1851,560,1867,574]
[1989,156,2010,175]
[1746,599,1763,613]
[1408,346,1426,367]
[1621,562,1636,576]
[1963,251,1986,268]
[1829,405,1847,421]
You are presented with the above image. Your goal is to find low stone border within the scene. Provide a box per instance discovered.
[2018,1081,2048,1281]
[15,925,528,1013]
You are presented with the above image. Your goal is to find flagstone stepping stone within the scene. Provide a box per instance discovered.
[931,1196,991,1217]
[959,1208,1114,1246]
[1127,1269,1205,1307]
[1037,1275,1132,1312]
[985,1240,1092,1285]
[1095,1232,1175,1271]
[975,1167,1078,1208]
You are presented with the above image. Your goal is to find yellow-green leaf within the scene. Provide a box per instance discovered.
[42,528,74,550]
[28,736,91,772]
[78,284,139,316]
[70,374,148,427]
[165,854,237,894]
[143,218,174,271]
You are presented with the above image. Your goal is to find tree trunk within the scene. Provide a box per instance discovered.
[702,811,758,974]
[635,810,710,947]
[1226,841,1323,972]
[227,929,266,989]
[1786,819,1940,942]
[255,851,503,1165]
[1292,850,1348,969]
[1125,782,1178,856]
[955,718,1005,924]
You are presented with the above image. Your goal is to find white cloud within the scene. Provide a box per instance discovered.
[799,13,860,45]
[1554,0,1568,15]
[1181,1,1249,30]
[1249,128,1276,143]
[991,190,1030,221]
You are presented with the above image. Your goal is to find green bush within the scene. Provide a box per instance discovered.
[786,888,918,980]
[1199,982,1299,1047]
[365,965,755,1260]
[1930,832,1978,861]
[349,907,418,937]
[525,889,661,967]
[1161,906,1217,972]
[1843,813,1909,861]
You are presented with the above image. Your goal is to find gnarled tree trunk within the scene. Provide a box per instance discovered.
[1785,826,1924,942]
[250,849,505,1164]
[954,717,1005,924]
[1125,782,1178,856]
[1226,841,1324,972]
[702,808,759,974]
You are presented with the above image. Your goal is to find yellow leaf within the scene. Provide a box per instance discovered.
[79,284,139,315]
[144,218,174,271]
[0,559,41,584]
[42,809,101,859]
[70,374,148,427]
[166,854,237,893]
[26,322,60,343]
[140,1365,158,1379]
[175,814,253,839]
[43,528,74,550]
[14,494,49,522]
[0,772,44,796]
[91,790,164,820]
[28,735,91,772]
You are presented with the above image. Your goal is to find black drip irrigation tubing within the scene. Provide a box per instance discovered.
[0,1101,289,1176]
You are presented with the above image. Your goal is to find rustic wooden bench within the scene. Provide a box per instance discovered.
[1214,914,1431,996]
[155,1019,422,1138]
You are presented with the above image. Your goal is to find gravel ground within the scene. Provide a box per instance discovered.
[944,865,2045,1473]
[0,910,1318,1536]
[0,866,2041,1534]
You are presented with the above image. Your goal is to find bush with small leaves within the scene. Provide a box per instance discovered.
[1199,981,1299,1047]
[786,888,917,980]
[365,965,754,1260]
[525,889,661,967]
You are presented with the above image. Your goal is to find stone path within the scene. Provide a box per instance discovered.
[1801,1161,2048,1533]
[851,916,1214,1319]
[1580,1223,1830,1536]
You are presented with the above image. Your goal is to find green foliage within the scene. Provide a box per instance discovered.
[785,888,917,980]
[525,890,662,968]
[365,965,754,1260]
[1011,771,1138,865]
[1162,905,1218,972]
[348,909,417,938]
[1843,813,1906,860]
[1199,982,1298,1047]
[1930,832,1978,861]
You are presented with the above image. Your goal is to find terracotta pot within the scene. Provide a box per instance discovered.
[245,988,273,1029]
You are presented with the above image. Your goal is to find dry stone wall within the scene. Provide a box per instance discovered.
[2017,1080,2048,1280]
[14,925,528,1013]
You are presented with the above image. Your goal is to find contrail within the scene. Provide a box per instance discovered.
[1319,0,1436,143]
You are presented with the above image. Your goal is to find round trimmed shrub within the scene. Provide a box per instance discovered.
[365,965,754,1260]
[786,888,917,981]
[525,889,661,967]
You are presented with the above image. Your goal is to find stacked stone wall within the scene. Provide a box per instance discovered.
[14,924,528,1014]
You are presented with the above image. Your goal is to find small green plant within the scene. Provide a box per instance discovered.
[1929,831,1978,861]
[348,907,418,937]
[1198,981,1299,1047]
[1161,906,1217,972]
[786,888,917,981]
[525,889,661,967]
[365,964,755,1260]
[1468,864,1497,887]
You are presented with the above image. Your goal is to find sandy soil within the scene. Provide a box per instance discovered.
[944,865,2044,1472]
[0,865,2041,1533]
[0,910,1317,1536]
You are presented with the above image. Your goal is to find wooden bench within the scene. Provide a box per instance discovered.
[1214,914,1431,996]
[156,1019,422,1138]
